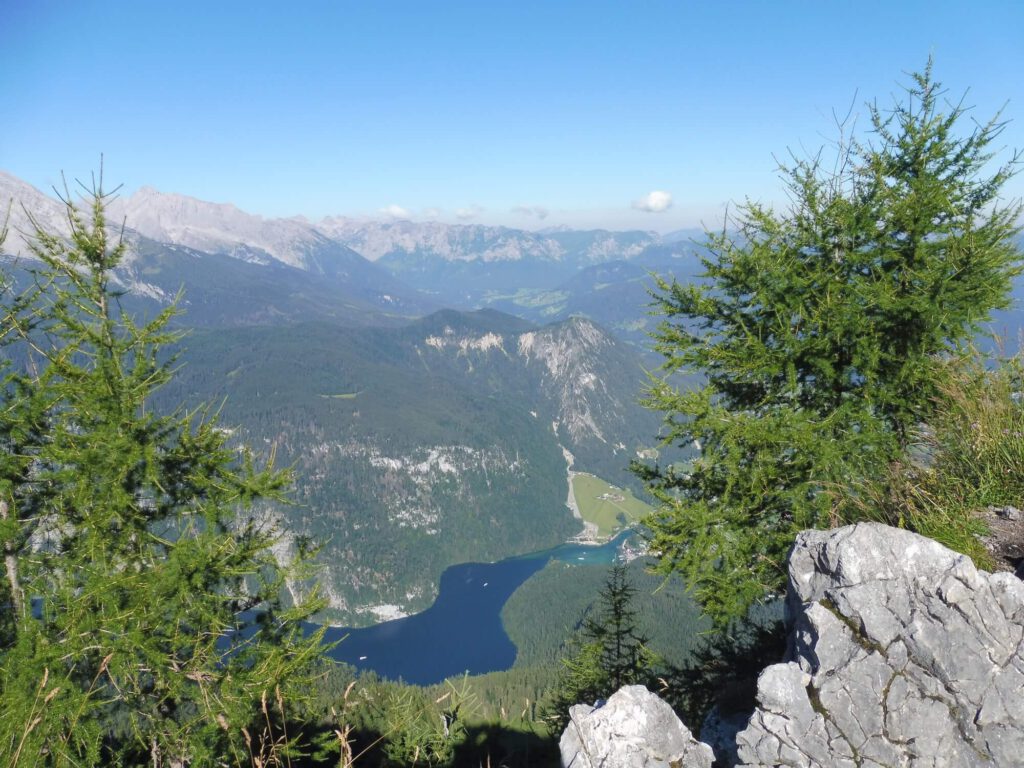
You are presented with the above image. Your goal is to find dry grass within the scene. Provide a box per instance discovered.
[845,352,1024,567]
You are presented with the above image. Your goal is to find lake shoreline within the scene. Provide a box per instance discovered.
[314,530,634,684]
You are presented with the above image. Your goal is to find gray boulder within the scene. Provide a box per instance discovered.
[737,522,1024,768]
[560,684,714,768]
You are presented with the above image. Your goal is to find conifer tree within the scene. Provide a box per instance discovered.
[545,563,653,733]
[0,175,326,766]
[636,63,1023,624]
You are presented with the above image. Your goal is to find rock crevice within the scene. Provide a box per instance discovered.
[560,523,1024,768]
[735,523,1024,768]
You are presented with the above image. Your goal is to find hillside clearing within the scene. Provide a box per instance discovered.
[571,473,652,538]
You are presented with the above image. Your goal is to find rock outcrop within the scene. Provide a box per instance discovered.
[560,523,1024,767]
[737,522,1024,767]
[560,685,714,768]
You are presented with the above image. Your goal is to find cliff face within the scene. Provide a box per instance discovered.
[737,523,1024,767]
[561,523,1024,768]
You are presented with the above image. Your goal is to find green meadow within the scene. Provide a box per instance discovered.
[572,473,652,537]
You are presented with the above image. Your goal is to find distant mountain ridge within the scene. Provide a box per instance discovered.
[8,171,1017,352]
[2,171,669,268]
[0,172,436,326]
[318,215,658,265]
[0,171,80,255]
[318,217,565,263]
[122,193,669,281]
[0,171,700,336]
[111,186,337,271]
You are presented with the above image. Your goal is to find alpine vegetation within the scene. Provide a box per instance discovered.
[0,176,326,766]
[636,62,1023,624]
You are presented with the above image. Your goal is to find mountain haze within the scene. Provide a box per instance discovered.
[0,173,435,326]
[1,172,704,341]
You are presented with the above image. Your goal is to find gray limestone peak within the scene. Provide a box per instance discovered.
[737,522,1024,768]
[108,187,330,270]
[560,685,714,768]
[0,170,76,258]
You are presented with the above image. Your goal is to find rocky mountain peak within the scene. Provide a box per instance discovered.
[517,317,610,376]
[0,171,75,257]
[517,317,617,443]
[109,187,327,269]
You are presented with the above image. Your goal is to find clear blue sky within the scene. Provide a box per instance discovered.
[2,0,1022,232]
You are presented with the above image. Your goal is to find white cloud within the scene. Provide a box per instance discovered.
[422,207,441,219]
[380,204,410,218]
[632,190,673,213]
[511,204,549,220]
[455,204,483,220]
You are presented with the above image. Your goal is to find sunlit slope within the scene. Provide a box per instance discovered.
[159,309,662,623]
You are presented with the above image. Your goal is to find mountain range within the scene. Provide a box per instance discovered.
[0,170,681,623]
[4,169,1020,624]
[0,171,703,343]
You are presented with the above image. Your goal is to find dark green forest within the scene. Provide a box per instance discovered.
[152,313,660,622]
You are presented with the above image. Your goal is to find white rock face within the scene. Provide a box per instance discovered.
[316,217,567,263]
[560,525,1024,768]
[413,316,625,446]
[108,187,332,270]
[560,685,714,768]
[424,329,506,355]
[518,318,613,443]
[737,523,1024,768]
[0,173,168,304]
[0,170,77,257]
[579,232,649,261]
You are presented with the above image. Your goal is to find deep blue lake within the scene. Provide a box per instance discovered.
[316,531,632,685]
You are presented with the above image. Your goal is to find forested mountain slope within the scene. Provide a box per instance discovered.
[158,310,661,623]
